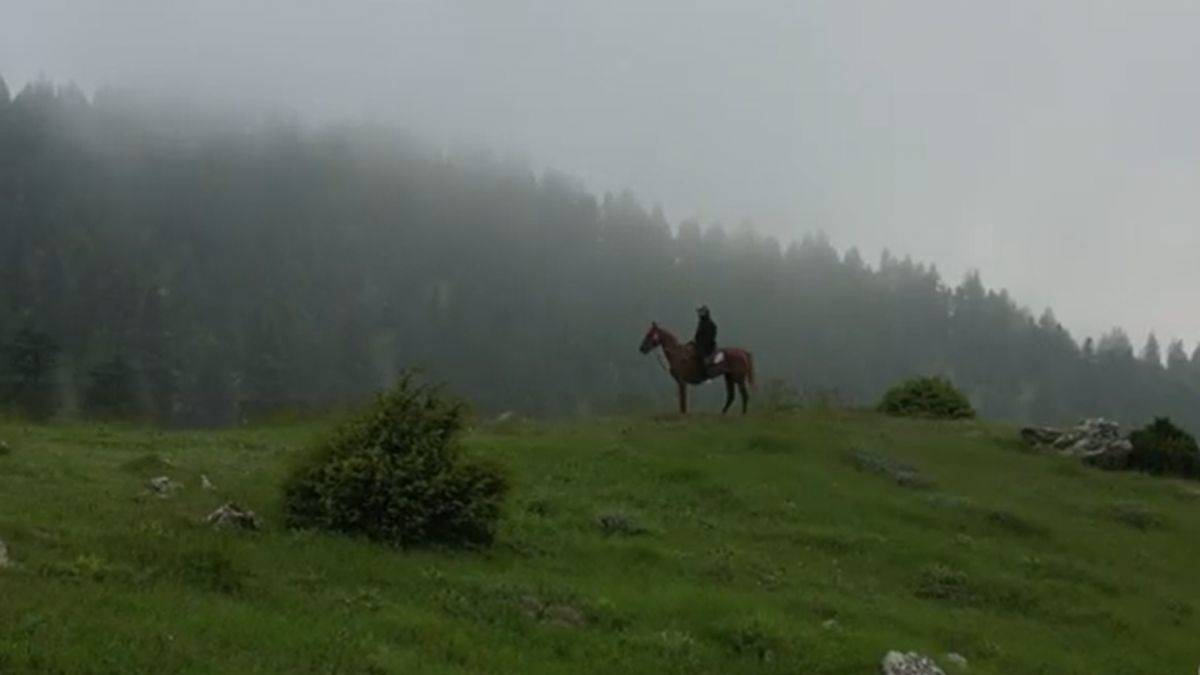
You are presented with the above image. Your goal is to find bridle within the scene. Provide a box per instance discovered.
[646,327,671,374]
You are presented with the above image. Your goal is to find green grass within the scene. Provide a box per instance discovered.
[0,410,1197,674]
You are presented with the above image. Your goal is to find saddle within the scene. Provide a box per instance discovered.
[686,342,726,370]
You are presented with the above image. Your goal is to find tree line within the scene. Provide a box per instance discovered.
[3,77,1199,430]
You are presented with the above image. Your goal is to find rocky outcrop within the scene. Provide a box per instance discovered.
[1021,418,1132,469]
[880,651,945,675]
[205,503,262,530]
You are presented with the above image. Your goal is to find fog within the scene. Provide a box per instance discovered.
[3,0,1198,344]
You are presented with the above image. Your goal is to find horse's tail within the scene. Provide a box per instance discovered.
[746,351,756,389]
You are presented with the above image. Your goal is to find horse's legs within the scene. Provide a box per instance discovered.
[737,379,750,414]
[722,375,735,414]
[677,380,688,415]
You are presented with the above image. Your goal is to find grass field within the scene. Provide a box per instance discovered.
[0,409,1197,674]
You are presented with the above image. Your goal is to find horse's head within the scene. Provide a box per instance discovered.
[639,322,661,354]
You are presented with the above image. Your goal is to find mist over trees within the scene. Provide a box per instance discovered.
[3,78,1200,430]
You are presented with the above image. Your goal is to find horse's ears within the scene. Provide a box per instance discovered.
[651,321,658,328]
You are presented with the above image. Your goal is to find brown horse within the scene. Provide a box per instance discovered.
[639,322,755,415]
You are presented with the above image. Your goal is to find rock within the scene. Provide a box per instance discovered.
[495,411,516,423]
[1083,438,1133,471]
[205,502,262,530]
[0,439,11,455]
[821,618,840,631]
[147,475,182,497]
[0,538,10,568]
[1020,427,1062,447]
[1021,418,1130,464]
[944,652,968,669]
[880,651,946,675]
[201,474,216,490]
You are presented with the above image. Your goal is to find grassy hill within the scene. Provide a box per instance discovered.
[0,410,1197,674]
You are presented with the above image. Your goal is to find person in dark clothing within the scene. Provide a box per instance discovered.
[694,305,719,375]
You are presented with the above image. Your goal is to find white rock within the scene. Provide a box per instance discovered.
[205,502,262,530]
[881,651,946,675]
[147,475,181,497]
[201,474,215,490]
[0,538,9,568]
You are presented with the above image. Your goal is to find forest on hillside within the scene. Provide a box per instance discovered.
[3,78,1200,430]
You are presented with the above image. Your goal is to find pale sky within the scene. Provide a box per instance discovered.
[3,0,1198,348]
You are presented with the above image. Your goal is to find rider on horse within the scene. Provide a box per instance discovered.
[695,305,720,376]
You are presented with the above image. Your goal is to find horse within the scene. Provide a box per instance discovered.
[638,322,755,415]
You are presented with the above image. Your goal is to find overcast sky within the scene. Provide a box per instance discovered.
[3,0,1198,347]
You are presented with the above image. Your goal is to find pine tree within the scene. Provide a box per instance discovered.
[2,328,60,420]
[1098,328,1134,360]
[83,355,139,419]
[1166,340,1190,376]
[1081,337,1096,362]
[1141,333,1163,368]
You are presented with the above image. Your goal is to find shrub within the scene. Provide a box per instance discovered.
[1125,417,1200,479]
[283,374,508,548]
[879,376,975,420]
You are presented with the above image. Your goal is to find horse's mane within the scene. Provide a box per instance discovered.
[655,325,687,351]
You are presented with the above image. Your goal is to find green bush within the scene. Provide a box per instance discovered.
[1126,417,1200,480]
[283,374,508,548]
[879,376,975,420]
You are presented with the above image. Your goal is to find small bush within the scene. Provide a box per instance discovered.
[713,615,784,662]
[1125,417,1200,479]
[879,376,975,420]
[595,512,647,536]
[915,563,972,604]
[283,374,508,548]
